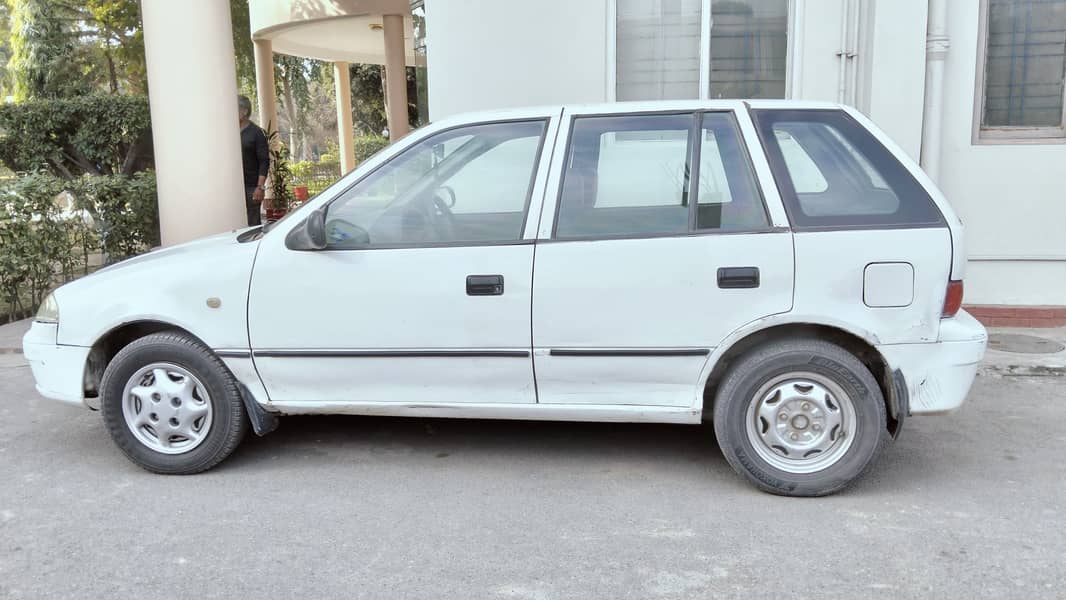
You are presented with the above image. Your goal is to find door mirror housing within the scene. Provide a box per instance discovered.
[285,207,328,251]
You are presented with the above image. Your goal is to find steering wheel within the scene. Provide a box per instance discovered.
[427,187,457,240]
[437,185,457,208]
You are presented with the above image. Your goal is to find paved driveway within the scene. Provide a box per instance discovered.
[1,352,1063,599]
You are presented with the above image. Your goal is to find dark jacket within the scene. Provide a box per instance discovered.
[240,122,269,188]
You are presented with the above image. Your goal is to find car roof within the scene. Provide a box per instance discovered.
[433,99,847,127]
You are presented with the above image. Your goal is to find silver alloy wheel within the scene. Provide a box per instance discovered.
[121,362,213,455]
[744,372,857,474]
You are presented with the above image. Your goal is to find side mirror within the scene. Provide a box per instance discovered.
[285,207,328,251]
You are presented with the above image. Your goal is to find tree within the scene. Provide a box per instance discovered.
[84,0,146,94]
[274,54,324,158]
[5,0,149,100]
[6,0,90,101]
[230,0,257,99]
[0,3,12,97]
[349,63,387,136]
[349,63,422,137]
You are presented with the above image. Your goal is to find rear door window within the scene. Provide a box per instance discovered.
[752,109,944,229]
[554,111,768,238]
[555,113,692,238]
[697,113,769,230]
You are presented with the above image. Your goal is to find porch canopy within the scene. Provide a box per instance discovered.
[249,0,423,171]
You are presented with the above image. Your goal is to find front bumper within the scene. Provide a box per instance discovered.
[22,321,92,409]
[878,310,988,415]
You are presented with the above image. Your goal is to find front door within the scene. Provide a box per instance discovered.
[248,114,557,406]
[531,107,795,407]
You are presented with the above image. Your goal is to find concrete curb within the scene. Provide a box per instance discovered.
[979,364,1066,378]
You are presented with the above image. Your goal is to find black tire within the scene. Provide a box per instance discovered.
[713,338,888,497]
[100,331,247,474]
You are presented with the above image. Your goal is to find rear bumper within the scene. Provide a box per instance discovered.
[878,310,987,415]
[22,322,91,409]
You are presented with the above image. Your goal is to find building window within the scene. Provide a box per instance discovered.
[977,0,1066,141]
[707,0,789,99]
[614,0,789,101]
[411,0,430,127]
[616,0,703,101]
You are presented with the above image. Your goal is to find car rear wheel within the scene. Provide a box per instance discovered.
[713,338,888,496]
[100,331,247,474]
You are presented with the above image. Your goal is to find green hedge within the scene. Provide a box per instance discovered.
[353,135,389,164]
[0,171,158,321]
[76,172,160,259]
[0,95,153,179]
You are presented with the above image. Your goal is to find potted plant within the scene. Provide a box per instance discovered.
[264,125,294,222]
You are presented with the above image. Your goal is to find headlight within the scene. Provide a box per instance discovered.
[36,293,59,323]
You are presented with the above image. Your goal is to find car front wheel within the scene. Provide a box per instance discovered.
[713,338,888,496]
[100,331,247,474]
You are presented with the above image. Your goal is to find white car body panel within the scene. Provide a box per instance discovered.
[22,99,986,427]
[51,231,258,349]
[880,310,987,414]
[791,229,952,345]
[532,233,793,406]
[247,244,537,404]
[23,321,89,407]
[267,400,702,423]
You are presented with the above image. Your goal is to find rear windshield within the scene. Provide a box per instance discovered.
[751,109,944,229]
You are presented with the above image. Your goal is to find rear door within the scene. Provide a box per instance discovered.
[749,107,952,344]
[530,104,795,407]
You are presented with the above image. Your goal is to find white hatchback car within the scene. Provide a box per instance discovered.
[24,101,987,496]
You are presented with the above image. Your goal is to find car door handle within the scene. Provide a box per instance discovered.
[717,267,760,289]
[467,274,504,296]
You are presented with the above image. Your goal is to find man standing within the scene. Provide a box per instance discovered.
[238,95,269,226]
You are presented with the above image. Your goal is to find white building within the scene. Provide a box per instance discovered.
[423,0,1066,324]
[138,0,1063,324]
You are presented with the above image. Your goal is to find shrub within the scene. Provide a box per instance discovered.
[0,171,159,321]
[0,173,93,318]
[76,171,160,260]
[288,160,316,181]
[353,134,389,164]
[0,95,153,179]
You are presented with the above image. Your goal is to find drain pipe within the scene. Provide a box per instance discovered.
[835,0,861,105]
[835,0,855,103]
[921,0,950,182]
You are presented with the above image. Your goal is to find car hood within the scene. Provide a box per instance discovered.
[91,228,259,277]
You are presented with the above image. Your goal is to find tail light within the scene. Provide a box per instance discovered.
[942,280,964,318]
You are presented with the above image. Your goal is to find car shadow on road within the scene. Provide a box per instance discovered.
[217,414,957,496]
[224,414,735,476]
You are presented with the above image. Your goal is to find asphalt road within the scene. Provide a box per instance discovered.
[1,352,1063,599]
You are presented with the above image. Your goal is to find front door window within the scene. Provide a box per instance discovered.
[325,120,546,248]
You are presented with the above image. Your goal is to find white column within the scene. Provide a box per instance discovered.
[383,14,410,141]
[253,38,278,133]
[921,0,949,182]
[142,0,246,245]
[253,38,278,205]
[334,61,356,174]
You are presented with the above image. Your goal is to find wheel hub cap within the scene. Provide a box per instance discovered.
[744,372,857,474]
[121,362,212,454]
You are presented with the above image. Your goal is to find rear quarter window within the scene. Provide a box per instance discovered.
[752,109,944,229]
